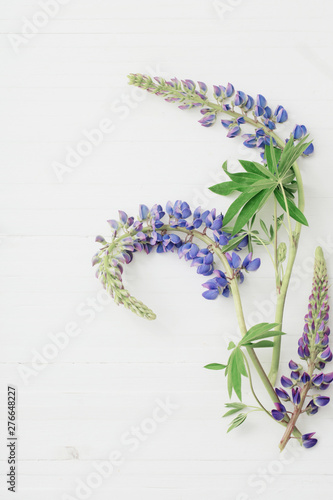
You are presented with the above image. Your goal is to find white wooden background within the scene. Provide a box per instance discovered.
[1,1,333,498]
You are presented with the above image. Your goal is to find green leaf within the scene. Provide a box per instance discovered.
[238,160,275,179]
[227,341,236,350]
[222,161,263,184]
[227,413,247,433]
[246,179,277,193]
[242,330,285,344]
[227,350,235,398]
[282,170,295,185]
[242,340,275,348]
[223,403,248,418]
[230,352,242,400]
[260,219,269,238]
[240,322,279,345]
[220,234,247,253]
[274,188,309,226]
[225,402,248,410]
[276,214,284,230]
[249,214,256,228]
[278,135,313,178]
[223,191,255,226]
[204,363,227,370]
[209,181,241,196]
[265,143,282,174]
[232,188,275,235]
[235,349,248,377]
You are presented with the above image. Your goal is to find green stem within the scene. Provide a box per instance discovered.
[176,94,306,385]
[242,352,272,417]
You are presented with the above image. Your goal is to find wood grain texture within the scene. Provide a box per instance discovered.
[1,1,333,498]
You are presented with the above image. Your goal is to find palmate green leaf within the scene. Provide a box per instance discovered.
[223,402,248,418]
[274,188,309,226]
[204,363,227,370]
[227,413,247,433]
[231,187,275,235]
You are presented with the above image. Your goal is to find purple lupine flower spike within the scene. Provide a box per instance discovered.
[275,247,330,451]
[94,202,261,318]
[127,73,314,157]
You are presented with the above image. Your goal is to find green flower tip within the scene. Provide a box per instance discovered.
[315,246,324,262]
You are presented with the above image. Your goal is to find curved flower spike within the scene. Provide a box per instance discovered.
[94,202,260,319]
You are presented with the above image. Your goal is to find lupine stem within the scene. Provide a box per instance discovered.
[136,86,306,385]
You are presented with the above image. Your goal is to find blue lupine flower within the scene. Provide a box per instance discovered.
[292,387,301,405]
[95,235,107,244]
[95,200,262,320]
[271,248,330,449]
[197,81,207,93]
[254,105,264,117]
[244,95,254,111]
[213,85,222,98]
[139,204,149,220]
[289,360,299,370]
[199,113,216,127]
[263,106,272,119]
[242,134,257,148]
[314,395,330,407]
[221,119,233,128]
[256,94,267,108]
[275,107,288,123]
[227,126,241,138]
[118,210,128,224]
[302,433,318,448]
[281,376,293,388]
[225,82,234,97]
[242,253,261,272]
[271,403,287,421]
[303,143,314,156]
[275,387,290,401]
[293,125,303,140]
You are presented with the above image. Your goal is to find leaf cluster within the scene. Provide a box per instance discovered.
[210,137,312,234]
[204,323,285,401]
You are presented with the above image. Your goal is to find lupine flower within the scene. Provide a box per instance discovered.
[302,433,318,449]
[271,403,287,422]
[94,202,260,318]
[273,247,330,449]
[127,73,314,158]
